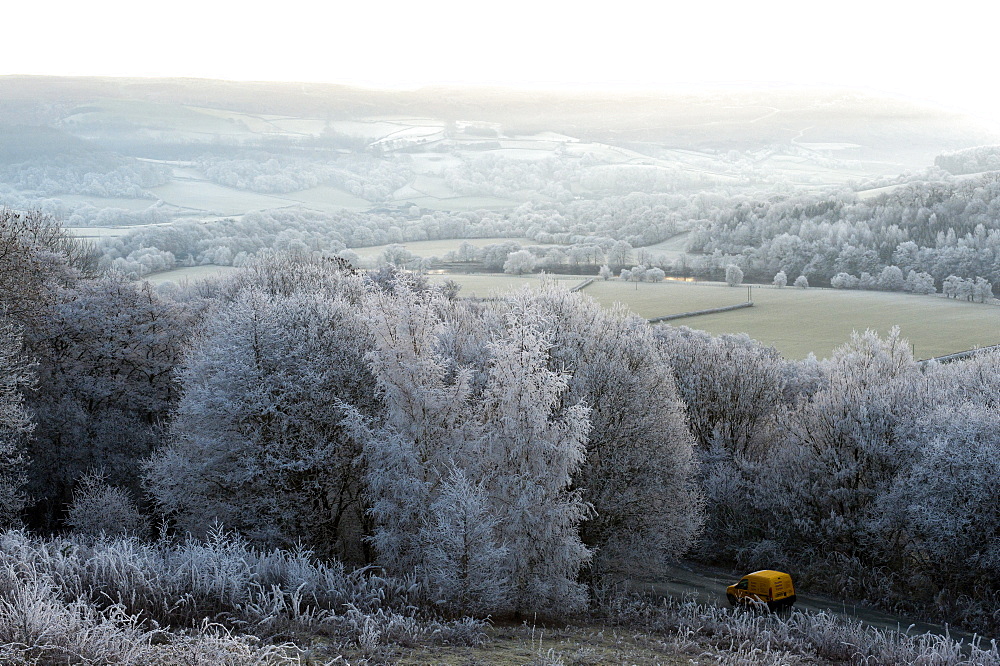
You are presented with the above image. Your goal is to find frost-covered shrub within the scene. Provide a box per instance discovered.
[830,272,859,289]
[66,470,147,537]
[793,275,808,288]
[725,264,743,287]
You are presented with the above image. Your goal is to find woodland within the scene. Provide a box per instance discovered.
[1,208,999,663]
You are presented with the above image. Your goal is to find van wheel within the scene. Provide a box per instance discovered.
[726,593,737,606]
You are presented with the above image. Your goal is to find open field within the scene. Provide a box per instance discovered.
[67,223,176,238]
[427,272,591,296]
[283,185,372,211]
[589,281,1000,360]
[399,194,522,210]
[428,274,1000,360]
[660,285,999,360]
[638,232,691,259]
[354,237,538,259]
[55,194,157,211]
[143,265,239,285]
[148,181,299,216]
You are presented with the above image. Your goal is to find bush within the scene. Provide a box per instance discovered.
[66,470,148,538]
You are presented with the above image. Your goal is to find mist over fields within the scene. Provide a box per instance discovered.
[2,76,1000,663]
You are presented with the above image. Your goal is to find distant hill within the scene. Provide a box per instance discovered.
[1,75,996,169]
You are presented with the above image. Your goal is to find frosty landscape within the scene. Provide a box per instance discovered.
[0,76,999,664]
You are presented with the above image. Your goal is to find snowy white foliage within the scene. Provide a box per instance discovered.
[725,264,743,287]
[0,320,30,526]
[420,468,508,615]
[770,328,927,554]
[352,281,592,615]
[772,270,787,288]
[503,249,536,275]
[144,284,374,561]
[0,526,487,663]
[66,470,147,538]
[524,287,703,581]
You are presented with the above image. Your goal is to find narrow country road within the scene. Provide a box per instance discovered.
[632,560,989,645]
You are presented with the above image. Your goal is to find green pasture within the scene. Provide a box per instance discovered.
[79,99,240,135]
[427,273,591,296]
[587,281,1000,360]
[429,274,999,360]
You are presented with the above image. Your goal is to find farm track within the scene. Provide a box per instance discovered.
[636,561,987,645]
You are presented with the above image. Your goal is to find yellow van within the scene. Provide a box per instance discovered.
[726,570,796,610]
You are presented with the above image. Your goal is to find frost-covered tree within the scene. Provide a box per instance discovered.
[503,249,536,275]
[27,272,191,527]
[598,264,612,281]
[873,405,1000,591]
[352,282,593,615]
[942,274,961,298]
[773,270,787,288]
[644,266,665,282]
[769,328,926,561]
[518,287,703,581]
[655,326,790,562]
[0,319,31,525]
[145,287,375,561]
[725,264,743,287]
[0,208,86,327]
[877,265,905,291]
[793,275,809,288]
[903,270,936,294]
[420,467,508,615]
[477,305,591,612]
[830,272,859,289]
[973,276,994,303]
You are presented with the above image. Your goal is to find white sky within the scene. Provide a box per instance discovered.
[7,0,1000,125]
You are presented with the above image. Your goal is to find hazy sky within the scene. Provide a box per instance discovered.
[9,0,999,124]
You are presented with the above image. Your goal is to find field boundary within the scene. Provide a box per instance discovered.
[918,343,1000,365]
[648,301,753,323]
[570,278,595,292]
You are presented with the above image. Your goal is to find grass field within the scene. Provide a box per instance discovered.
[67,223,176,239]
[588,281,1000,360]
[284,185,372,211]
[354,237,538,258]
[639,232,691,259]
[404,195,522,210]
[429,275,1000,360]
[55,195,157,211]
[428,272,591,296]
[143,265,239,285]
[148,181,298,216]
